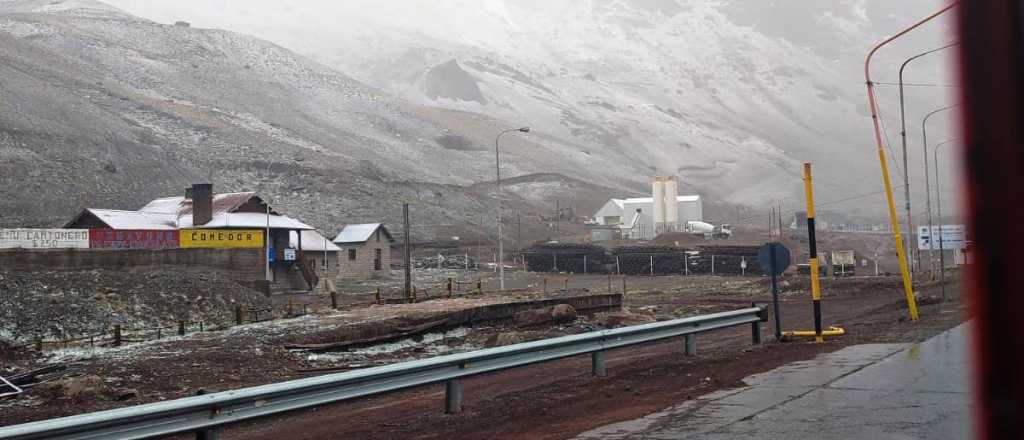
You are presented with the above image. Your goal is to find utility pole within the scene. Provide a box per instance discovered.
[555,200,560,234]
[403,203,411,300]
[934,139,957,301]
[494,126,529,291]
[516,210,521,257]
[778,202,784,237]
[899,42,959,279]
[922,104,960,280]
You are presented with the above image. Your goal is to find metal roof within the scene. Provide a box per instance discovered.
[139,192,262,216]
[332,223,393,244]
[177,212,313,230]
[290,230,342,252]
[77,209,178,230]
[70,192,312,231]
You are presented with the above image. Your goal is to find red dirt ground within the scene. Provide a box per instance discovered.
[226,279,966,440]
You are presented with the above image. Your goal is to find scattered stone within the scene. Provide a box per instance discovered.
[550,304,577,324]
[596,310,656,328]
[514,304,577,328]
[111,387,138,401]
[485,332,525,347]
[514,309,552,327]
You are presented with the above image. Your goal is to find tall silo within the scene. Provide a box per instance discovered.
[664,176,679,231]
[652,176,666,233]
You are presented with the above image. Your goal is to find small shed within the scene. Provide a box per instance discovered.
[332,223,394,280]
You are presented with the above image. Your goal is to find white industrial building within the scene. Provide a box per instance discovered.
[590,177,703,241]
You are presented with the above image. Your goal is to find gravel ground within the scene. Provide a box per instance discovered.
[0,268,271,345]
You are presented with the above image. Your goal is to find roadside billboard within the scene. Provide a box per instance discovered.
[180,229,264,249]
[917,225,966,250]
[0,229,89,249]
[89,229,180,249]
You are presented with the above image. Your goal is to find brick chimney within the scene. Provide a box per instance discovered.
[191,183,213,226]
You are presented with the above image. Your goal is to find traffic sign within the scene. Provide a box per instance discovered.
[758,242,791,276]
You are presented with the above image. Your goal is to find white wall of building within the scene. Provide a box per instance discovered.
[596,195,701,240]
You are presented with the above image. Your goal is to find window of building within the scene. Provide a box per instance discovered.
[374,248,382,270]
[348,249,357,261]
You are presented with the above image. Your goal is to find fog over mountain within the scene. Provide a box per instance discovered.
[1,0,962,233]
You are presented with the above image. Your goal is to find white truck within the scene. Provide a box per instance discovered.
[686,221,733,240]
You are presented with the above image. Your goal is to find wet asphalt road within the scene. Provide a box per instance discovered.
[577,323,970,439]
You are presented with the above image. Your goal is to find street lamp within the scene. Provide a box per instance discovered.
[933,138,959,302]
[495,126,530,291]
[863,2,956,321]
[921,104,960,279]
[896,42,959,278]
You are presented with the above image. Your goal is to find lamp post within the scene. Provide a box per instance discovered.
[933,138,958,302]
[495,126,530,291]
[921,104,960,279]
[863,2,956,321]
[897,42,959,278]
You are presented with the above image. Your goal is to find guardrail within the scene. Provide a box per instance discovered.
[0,306,767,440]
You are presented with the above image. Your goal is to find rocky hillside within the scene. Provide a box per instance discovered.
[0,0,634,237]
[111,0,959,216]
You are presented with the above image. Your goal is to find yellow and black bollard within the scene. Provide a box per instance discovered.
[781,164,846,342]
[803,163,824,343]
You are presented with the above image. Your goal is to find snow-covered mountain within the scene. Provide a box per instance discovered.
[105,0,959,215]
[0,0,960,233]
[0,0,637,235]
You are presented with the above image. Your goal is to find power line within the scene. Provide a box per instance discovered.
[874,104,907,179]
[873,81,960,88]
[715,185,908,225]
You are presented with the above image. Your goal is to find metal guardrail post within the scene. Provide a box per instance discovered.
[751,322,762,345]
[194,390,219,440]
[685,334,696,355]
[591,351,607,377]
[178,321,186,336]
[444,379,463,414]
[235,305,243,326]
[330,292,338,310]
[375,287,381,305]
[113,325,122,347]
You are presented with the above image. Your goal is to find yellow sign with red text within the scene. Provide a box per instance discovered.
[180,229,264,249]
